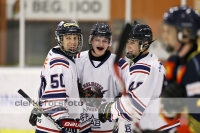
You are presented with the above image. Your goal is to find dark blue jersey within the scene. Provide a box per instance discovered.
[178,52,200,122]
[162,54,181,91]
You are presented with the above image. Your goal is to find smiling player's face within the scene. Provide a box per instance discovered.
[91,36,109,57]
[62,34,79,51]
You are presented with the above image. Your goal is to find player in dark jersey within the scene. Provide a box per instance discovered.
[160,6,200,133]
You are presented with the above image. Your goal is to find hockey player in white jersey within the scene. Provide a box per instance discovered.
[29,21,91,133]
[75,23,129,133]
[89,21,180,132]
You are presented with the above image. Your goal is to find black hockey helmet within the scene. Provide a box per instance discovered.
[126,21,154,59]
[129,21,154,47]
[55,21,83,56]
[88,23,112,48]
[163,6,200,41]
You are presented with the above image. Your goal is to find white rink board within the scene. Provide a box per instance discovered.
[0,68,41,129]
[0,67,126,132]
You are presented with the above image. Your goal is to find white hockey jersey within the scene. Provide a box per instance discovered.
[36,47,90,133]
[110,52,180,131]
[75,50,129,133]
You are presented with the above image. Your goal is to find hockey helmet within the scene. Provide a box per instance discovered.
[55,21,83,56]
[88,23,112,49]
[163,6,200,41]
[126,21,154,59]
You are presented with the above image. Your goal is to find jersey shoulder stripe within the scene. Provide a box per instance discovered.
[50,57,69,69]
[118,58,129,70]
[130,63,151,75]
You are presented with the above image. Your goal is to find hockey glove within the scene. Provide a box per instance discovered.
[161,81,186,118]
[29,107,38,126]
[98,102,113,123]
[56,117,80,133]
[83,86,103,108]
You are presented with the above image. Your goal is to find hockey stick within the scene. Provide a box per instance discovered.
[113,23,131,95]
[17,89,62,130]
[113,23,142,133]
[112,23,132,133]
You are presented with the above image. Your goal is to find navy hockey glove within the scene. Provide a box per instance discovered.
[83,86,103,108]
[29,108,38,126]
[56,117,80,133]
[98,102,113,123]
[161,81,186,117]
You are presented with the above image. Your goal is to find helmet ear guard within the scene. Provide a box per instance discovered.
[55,31,60,43]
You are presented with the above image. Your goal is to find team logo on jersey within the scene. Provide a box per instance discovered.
[125,124,132,132]
[82,82,103,90]
[90,115,101,129]
[82,82,107,107]
[80,108,90,123]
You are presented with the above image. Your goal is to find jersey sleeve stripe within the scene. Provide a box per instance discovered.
[129,91,147,107]
[115,102,120,116]
[127,92,145,114]
[51,111,68,117]
[119,98,132,117]
[44,106,68,115]
[156,120,180,131]
[45,89,66,94]
[91,129,115,132]
[110,102,120,121]
[42,92,67,99]
[36,125,60,133]
[40,98,66,104]
[42,105,58,111]
[80,122,91,133]
[42,105,67,111]
[116,98,131,121]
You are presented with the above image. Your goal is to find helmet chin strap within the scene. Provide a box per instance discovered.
[130,44,149,64]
